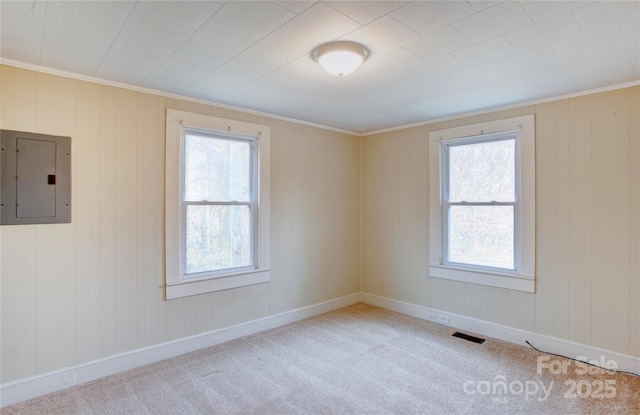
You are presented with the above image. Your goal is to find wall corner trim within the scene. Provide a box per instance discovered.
[360,292,640,375]
[0,293,362,408]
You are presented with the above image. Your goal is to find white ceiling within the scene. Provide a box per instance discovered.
[1,1,638,133]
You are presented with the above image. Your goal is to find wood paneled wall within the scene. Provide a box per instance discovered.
[0,65,360,383]
[1,63,637,386]
[362,87,640,357]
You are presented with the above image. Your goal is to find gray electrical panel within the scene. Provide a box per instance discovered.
[1,130,71,225]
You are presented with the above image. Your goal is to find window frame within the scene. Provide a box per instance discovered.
[429,115,535,293]
[166,109,270,300]
[441,131,521,274]
[180,128,257,280]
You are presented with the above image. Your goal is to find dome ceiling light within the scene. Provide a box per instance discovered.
[312,41,370,77]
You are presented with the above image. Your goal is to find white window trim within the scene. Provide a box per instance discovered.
[428,115,535,293]
[165,109,270,300]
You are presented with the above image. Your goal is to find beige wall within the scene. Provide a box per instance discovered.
[362,86,640,358]
[0,65,360,383]
[1,63,638,386]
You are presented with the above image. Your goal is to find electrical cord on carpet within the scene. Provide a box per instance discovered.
[525,340,640,378]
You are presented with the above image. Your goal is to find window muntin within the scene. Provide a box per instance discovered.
[181,130,257,279]
[442,132,520,273]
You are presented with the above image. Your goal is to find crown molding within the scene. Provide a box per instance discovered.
[362,79,640,136]
[0,59,360,136]
[2,59,638,138]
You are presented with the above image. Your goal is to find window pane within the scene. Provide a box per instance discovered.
[448,205,514,269]
[184,134,251,202]
[186,205,251,275]
[449,138,515,202]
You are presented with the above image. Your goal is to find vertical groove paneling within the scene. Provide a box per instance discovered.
[270,121,295,314]
[295,128,319,306]
[76,81,103,364]
[269,122,282,312]
[155,96,167,345]
[361,135,382,295]
[348,133,362,296]
[211,290,234,330]
[1,66,361,384]
[0,226,37,382]
[142,94,163,347]
[591,89,630,354]
[287,127,361,305]
[506,290,520,328]
[518,292,535,333]
[568,95,592,346]
[417,128,430,308]
[114,89,139,354]
[291,124,303,309]
[554,99,570,340]
[388,131,415,303]
[486,287,508,325]
[450,281,465,314]
[361,127,427,304]
[194,294,212,334]
[464,284,487,320]
[35,73,78,375]
[2,64,638,388]
[534,102,556,337]
[0,67,37,383]
[331,129,341,299]
[440,280,452,312]
[233,285,257,325]
[258,283,270,317]
[428,278,442,311]
[0,66,37,128]
[165,298,185,342]
[100,86,118,358]
[183,295,196,337]
[136,95,145,348]
[362,87,637,356]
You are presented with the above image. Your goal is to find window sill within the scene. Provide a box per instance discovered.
[429,264,535,293]
[166,269,270,300]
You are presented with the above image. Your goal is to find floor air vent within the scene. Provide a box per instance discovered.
[452,332,485,344]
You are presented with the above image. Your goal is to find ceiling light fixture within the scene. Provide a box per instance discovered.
[312,41,369,77]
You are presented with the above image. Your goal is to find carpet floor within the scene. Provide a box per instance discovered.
[4,303,639,414]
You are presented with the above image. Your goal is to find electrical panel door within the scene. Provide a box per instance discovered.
[1,130,71,225]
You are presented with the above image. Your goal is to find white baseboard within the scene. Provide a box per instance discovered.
[360,292,640,376]
[3,291,637,408]
[0,293,361,408]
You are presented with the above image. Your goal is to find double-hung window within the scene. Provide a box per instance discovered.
[166,109,270,300]
[182,130,256,277]
[442,132,519,272]
[429,115,535,292]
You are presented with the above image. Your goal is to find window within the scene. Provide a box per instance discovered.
[166,110,270,300]
[429,115,535,292]
[183,131,255,276]
[443,133,519,271]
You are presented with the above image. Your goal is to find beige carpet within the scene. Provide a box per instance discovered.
[4,303,639,414]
